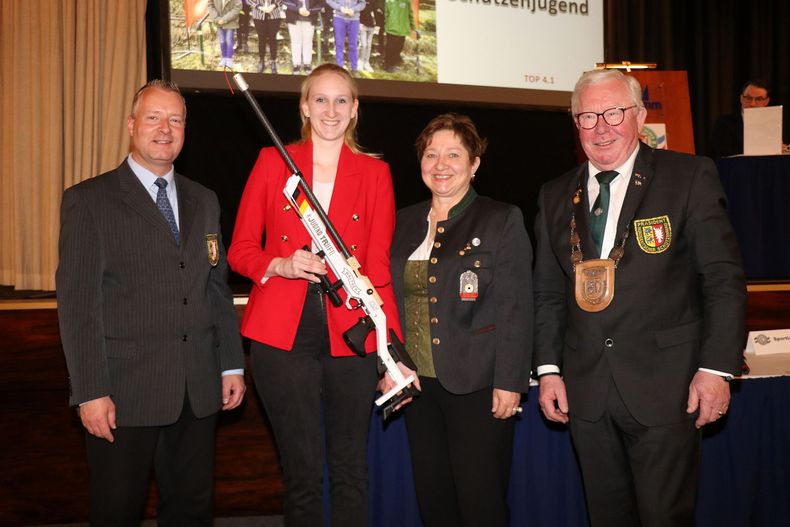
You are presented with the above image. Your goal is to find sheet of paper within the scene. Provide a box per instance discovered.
[743,105,783,155]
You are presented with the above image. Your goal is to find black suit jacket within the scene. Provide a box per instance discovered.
[533,144,746,426]
[391,191,533,395]
[56,160,244,426]
[710,112,743,158]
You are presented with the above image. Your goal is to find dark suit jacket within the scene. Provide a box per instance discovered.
[56,160,244,426]
[391,190,533,395]
[533,144,746,426]
[710,112,743,158]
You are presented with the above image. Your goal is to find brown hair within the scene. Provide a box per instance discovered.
[130,79,186,118]
[299,63,361,153]
[415,113,487,161]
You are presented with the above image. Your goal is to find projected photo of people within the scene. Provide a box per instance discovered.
[170,0,437,81]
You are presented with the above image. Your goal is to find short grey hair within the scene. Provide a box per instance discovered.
[570,69,644,116]
[130,79,186,118]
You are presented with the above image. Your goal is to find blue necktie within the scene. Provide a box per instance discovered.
[154,178,180,244]
[589,170,618,258]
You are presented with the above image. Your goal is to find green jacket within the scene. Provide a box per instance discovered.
[384,0,415,37]
[209,0,243,29]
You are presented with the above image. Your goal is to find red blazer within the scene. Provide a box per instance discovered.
[228,141,402,357]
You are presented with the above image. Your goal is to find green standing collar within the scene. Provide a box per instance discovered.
[447,187,477,220]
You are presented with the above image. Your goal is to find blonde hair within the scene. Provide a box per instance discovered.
[298,64,361,153]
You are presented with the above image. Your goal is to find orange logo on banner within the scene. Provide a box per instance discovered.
[184,0,209,28]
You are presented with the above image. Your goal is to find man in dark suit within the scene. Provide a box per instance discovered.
[709,79,771,158]
[533,69,746,527]
[56,80,245,525]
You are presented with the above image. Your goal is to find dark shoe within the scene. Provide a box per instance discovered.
[270,61,277,74]
[304,65,312,74]
[293,65,301,74]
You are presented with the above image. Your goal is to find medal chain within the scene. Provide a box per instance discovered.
[569,205,631,272]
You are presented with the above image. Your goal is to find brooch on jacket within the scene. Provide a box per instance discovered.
[206,234,219,267]
[459,237,481,301]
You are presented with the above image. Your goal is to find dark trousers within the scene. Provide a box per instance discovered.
[404,377,515,527]
[384,33,405,70]
[319,10,333,55]
[85,397,217,527]
[250,286,378,527]
[253,18,281,63]
[237,8,251,47]
[569,378,701,527]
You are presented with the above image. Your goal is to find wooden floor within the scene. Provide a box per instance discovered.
[0,303,284,526]
[1,285,789,526]
[31,517,283,527]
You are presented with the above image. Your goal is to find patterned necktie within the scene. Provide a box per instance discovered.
[154,178,180,244]
[589,170,618,258]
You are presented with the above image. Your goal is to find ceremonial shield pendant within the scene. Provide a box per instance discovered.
[574,259,615,312]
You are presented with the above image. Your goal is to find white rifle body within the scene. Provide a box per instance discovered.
[283,175,414,409]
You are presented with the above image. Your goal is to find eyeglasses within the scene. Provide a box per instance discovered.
[574,106,637,130]
[741,95,768,103]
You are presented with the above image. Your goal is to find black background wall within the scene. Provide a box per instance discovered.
[178,92,578,286]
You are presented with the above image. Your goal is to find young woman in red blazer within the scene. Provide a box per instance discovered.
[228,63,401,527]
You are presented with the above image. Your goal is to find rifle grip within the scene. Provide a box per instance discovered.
[380,384,420,420]
[387,329,417,371]
[342,316,373,357]
[303,245,342,307]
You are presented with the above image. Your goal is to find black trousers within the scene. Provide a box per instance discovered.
[251,285,377,527]
[253,18,281,63]
[569,377,701,527]
[384,33,406,70]
[237,7,251,46]
[404,376,515,527]
[85,397,217,527]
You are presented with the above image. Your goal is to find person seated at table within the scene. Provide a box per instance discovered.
[710,79,771,158]
[379,113,533,527]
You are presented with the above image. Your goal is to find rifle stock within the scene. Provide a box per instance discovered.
[232,73,418,419]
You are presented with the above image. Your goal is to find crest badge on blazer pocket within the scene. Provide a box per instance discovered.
[634,215,672,254]
[206,234,219,266]
[459,270,479,301]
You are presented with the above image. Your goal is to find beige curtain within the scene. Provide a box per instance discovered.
[0,0,147,291]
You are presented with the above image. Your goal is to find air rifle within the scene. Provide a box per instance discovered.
[232,73,419,419]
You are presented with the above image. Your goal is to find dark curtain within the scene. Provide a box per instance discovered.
[605,0,789,156]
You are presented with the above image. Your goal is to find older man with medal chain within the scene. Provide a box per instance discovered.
[532,69,746,527]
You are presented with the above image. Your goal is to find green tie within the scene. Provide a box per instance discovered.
[589,170,618,257]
